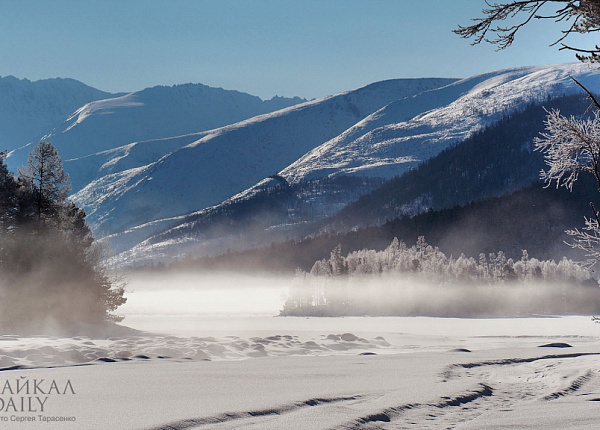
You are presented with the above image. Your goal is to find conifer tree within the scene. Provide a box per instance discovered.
[0,151,17,235]
[17,141,70,224]
[0,142,126,332]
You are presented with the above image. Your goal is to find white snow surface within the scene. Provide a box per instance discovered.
[1,273,600,429]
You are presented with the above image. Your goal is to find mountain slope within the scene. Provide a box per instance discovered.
[108,64,600,266]
[0,75,116,166]
[9,84,306,190]
[110,93,591,267]
[331,93,593,228]
[281,63,600,182]
[174,178,598,274]
[72,78,457,236]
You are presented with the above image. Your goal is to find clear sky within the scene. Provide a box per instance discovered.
[0,0,588,100]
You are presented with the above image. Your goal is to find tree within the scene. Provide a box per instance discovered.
[0,142,126,332]
[0,151,17,234]
[17,141,70,224]
[454,1,600,62]
[456,1,600,268]
[534,107,600,265]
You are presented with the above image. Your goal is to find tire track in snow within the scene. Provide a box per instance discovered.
[334,384,493,430]
[336,353,600,429]
[441,352,600,381]
[145,394,365,430]
[543,370,594,400]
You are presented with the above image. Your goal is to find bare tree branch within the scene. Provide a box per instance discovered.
[455,1,600,61]
[570,75,600,111]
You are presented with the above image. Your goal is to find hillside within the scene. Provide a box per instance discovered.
[107,64,600,267]
[0,75,116,167]
[71,78,456,237]
[173,177,598,274]
[279,63,600,182]
[115,91,590,269]
[331,93,592,229]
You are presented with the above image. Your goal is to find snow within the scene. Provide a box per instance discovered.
[105,63,600,267]
[63,93,145,131]
[282,63,600,183]
[71,78,455,237]
[1,274,600,429]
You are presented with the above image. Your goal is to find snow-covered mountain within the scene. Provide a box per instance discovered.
[108,63,600,266]
[281,63,600,182]
[8,84,306,190]
[0,75,116,166]
[9,64,596,267]
[71,78,456,236]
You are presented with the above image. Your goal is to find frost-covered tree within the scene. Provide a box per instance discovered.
[329,244,347,276]
[533,107,600,264]
[280,237,597,316]
[457,1,600,268]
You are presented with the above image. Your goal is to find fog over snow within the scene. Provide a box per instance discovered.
[2,271,600,429]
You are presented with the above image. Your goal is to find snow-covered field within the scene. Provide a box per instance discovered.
[1,273,600,429]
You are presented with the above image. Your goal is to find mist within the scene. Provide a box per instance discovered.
[118,269,600,325]
[282,274,600,317]
[121,272,289,317]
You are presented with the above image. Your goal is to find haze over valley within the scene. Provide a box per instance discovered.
[2,63,600,272]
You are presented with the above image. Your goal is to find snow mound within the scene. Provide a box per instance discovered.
[0,332,393,369]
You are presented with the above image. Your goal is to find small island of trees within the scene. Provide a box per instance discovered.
[281,237,600,318]
[0,142,126,333]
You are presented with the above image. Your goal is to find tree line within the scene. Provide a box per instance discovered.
[0,142,126,333]
[281,237,599,317]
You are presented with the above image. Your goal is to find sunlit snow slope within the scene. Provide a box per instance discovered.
[0,75,116,167]
[281,63,600,182]
[109,63,600,266]
[72,78,456,237]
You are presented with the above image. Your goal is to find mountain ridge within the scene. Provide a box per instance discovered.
[9,82,307,189]
[71,78,457,237]
[105,63,600,267]
[0,75,118,167]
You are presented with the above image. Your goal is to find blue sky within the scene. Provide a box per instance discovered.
[0,0,587,99]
